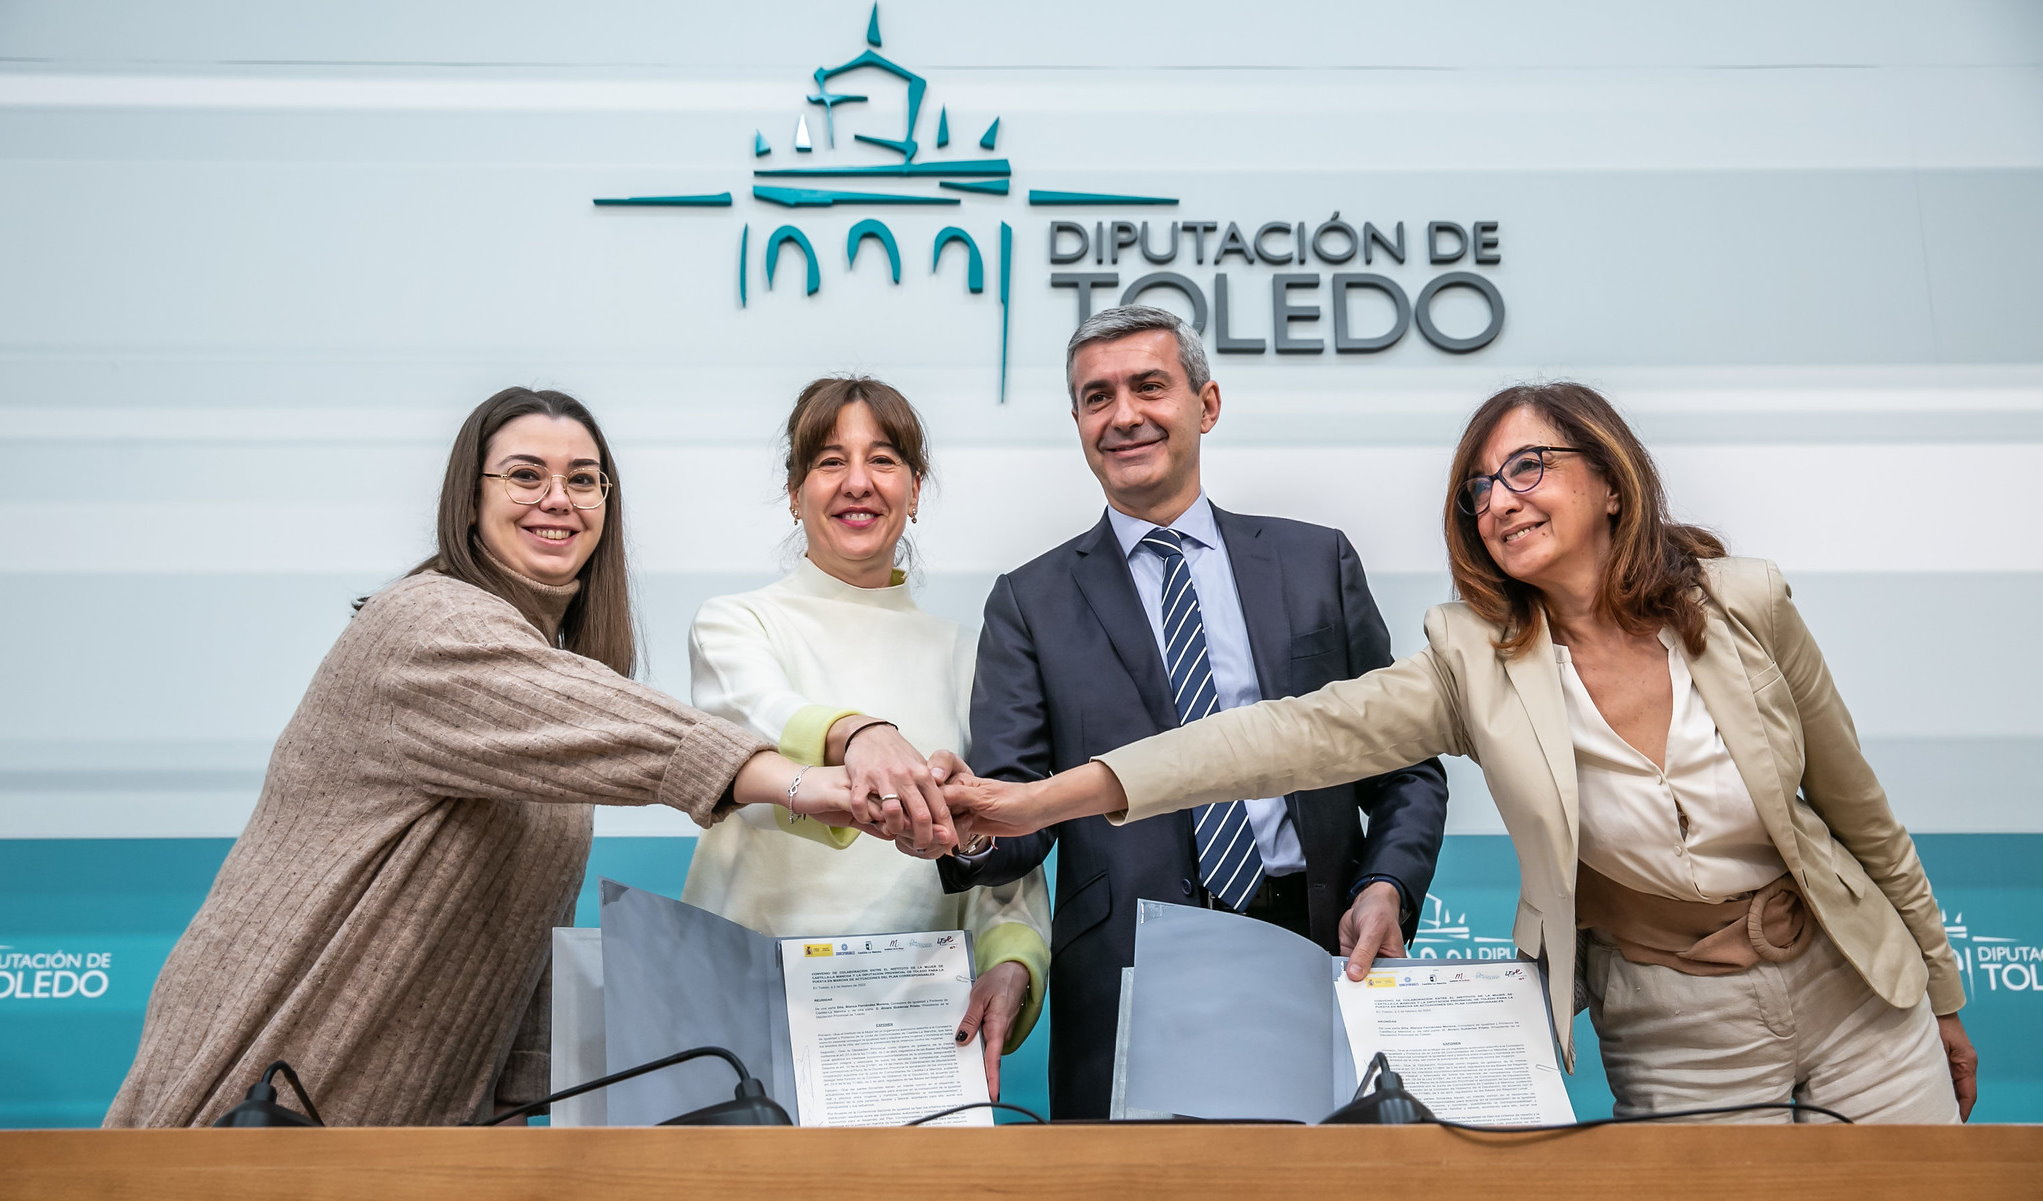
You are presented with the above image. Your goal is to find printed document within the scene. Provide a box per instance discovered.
[779,931,992,1126]
[1119,902,1574,1125]
[1335,958,1574,1124]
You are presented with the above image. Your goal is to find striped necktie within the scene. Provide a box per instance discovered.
[1139,527,1265,912]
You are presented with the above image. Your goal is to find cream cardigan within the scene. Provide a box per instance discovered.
[681,558,1051,1046]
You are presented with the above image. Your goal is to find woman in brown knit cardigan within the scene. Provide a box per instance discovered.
[106,388,880,1127]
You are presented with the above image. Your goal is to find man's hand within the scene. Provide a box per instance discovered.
[954,961,1030,1101]
[1939,1013,1978,1120]
[842,722,956,854]
[1338,880,1407,981]
[925,749,968,784]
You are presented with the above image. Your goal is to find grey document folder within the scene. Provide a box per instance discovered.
[1122,900,1357,1123]
[550,927,607,1127]
[596,878,799,1125]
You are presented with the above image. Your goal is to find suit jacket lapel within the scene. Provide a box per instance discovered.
[1071,513,1178,733]
[1499,620,1580,860]
[1685,606,1804,874]
[1213,507,1288,702]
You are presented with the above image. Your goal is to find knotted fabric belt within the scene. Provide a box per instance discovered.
[1575,862,1815,976]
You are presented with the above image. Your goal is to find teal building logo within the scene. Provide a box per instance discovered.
[1408,893,1518,961]
[595,5,1505,403]
[1946,910,2043,997]
[0,944,114,1000]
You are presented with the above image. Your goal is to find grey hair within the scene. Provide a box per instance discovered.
[1063,304,1212,404]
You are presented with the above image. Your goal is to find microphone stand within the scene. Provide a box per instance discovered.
[213,1060,327,1127]
[474,1045,792,1127]
[1321,1051,1438,1125]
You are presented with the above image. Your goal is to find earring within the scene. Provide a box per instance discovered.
[910,511,918,524]
[791,510,800,524]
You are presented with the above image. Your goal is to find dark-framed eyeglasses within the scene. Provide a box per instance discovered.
[1457,446,1582,516]
[481,465,612,510]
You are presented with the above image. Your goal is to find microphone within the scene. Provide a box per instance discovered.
[213,1060,326,1127]
[476,1045,792,1127]
[1321,1052,1437,1125]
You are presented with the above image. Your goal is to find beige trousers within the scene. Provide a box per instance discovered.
[1584,926,1959,1124]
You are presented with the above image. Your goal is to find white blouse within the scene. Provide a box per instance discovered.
[679,557,1052,948]
[1558,629,1786,903]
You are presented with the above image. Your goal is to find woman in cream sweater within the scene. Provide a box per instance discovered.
[681,377,1050,1099]
[943,382,1977,1124]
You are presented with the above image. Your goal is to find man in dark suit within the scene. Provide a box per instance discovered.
[939,305,1448,1119]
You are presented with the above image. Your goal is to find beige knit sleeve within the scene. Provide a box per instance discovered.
[377,587,772,826]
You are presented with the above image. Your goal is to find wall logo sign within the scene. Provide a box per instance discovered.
[595,4,1507,402]
[0,944,113,1001]
[1409,894,1519,961]
[1945,911,2043,997]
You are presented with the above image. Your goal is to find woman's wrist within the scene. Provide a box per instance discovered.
[1039,762,1125,824]
[841,719,898,756]
[824,712,896,765]
[732,750,801,809]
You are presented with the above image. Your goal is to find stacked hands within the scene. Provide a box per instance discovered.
[780,741,1025,854]
[783,726,1412,987]
[773,723,1057,1099]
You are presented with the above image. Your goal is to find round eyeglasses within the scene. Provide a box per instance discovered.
[481,465,612,510]
[1458,446,1581,516]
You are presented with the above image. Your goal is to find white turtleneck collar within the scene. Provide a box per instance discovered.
[783,555,918,613]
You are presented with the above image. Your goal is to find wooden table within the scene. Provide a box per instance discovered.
[6,1125,2040,1200]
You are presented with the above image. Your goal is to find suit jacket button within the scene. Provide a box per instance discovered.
[1179,878,1196,897]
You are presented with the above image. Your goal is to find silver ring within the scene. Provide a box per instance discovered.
[879,793,902,802]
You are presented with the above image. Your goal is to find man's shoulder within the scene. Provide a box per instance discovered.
[997,522,1110,591]
[1218,509,1347,548]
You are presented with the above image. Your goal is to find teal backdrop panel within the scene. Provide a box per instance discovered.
[2,835,2034,1127]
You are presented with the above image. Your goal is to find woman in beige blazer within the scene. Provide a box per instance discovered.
[944,382,1977,1123]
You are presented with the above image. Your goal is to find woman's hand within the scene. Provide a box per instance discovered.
[783,764,860,824]
[1938,1013,1978,1120]
[838,720,957,854]
[954,961,1030,1101]
[729,754,872,828]
[940,774,1034,840]
[879,751,974,857]
[943,762,1128,840]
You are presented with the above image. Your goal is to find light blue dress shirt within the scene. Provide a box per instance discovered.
[1106,494,1306,876]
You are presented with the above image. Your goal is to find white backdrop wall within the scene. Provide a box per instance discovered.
[5,0,2040,842]
[5,0,2043,1131]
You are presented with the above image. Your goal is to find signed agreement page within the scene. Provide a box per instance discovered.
[778,931,992,1127]
[1334,958,1574,1126]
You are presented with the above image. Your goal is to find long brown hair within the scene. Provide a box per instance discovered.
[405,386,638,676]
[1444,382,1724,658]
